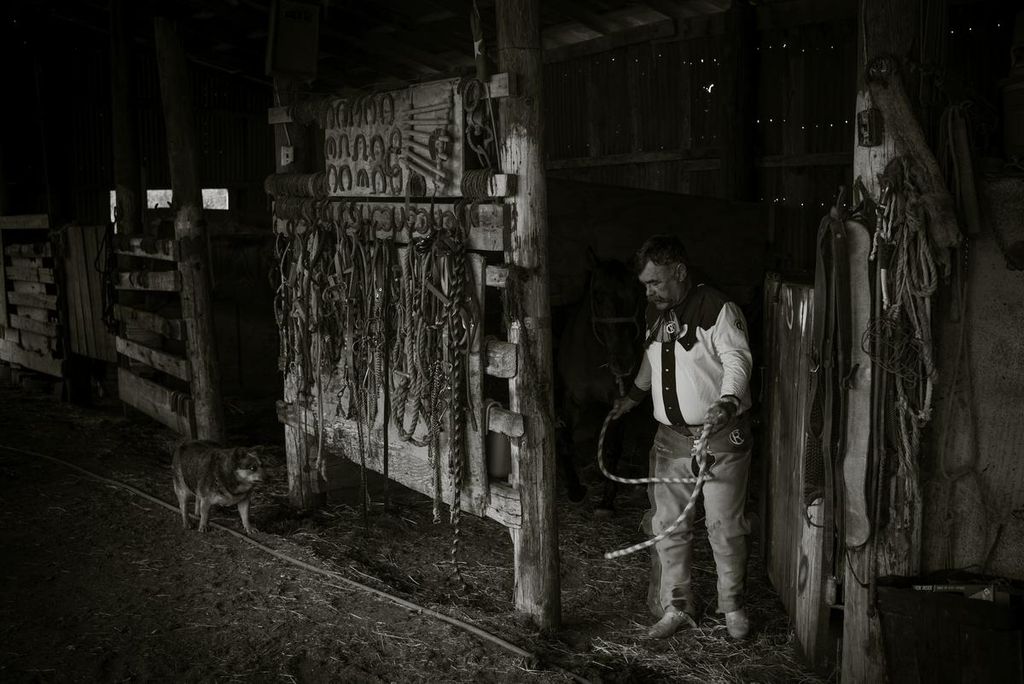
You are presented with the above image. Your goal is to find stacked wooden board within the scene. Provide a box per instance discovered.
[112,234,195,437]
[0,215,63,378]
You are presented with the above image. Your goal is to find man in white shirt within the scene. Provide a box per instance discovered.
[612,235,753,639]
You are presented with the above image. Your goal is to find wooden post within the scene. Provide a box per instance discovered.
[110,0,144,237]
[154,18,225,443]
[719,0,756,201]
[845,1,927,681]
[273,73,325,510]
[496,0,561,629]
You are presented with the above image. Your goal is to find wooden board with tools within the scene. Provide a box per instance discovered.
[324,80,466,198]
[273,74,514,200]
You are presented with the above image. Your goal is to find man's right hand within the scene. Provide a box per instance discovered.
[610,396,639,420]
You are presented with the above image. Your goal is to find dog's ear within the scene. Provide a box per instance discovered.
[231,447,249,466]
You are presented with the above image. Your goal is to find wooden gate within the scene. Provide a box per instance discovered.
[763,273,836,672]
[62,224,117,363]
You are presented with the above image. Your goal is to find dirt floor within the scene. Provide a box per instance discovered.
[0,379,826,683]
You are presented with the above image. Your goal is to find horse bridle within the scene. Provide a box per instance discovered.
[588,288,645,394]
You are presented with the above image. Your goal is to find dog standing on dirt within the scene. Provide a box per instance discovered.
[172,441,265,535]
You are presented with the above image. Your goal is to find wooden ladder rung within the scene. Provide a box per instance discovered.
[488,406,524,439]
[116,336,191,381]
[485,339,517,378]
[485,265,508,288]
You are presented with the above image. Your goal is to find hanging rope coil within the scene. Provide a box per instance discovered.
[858,156,940,542]
[272,193,478,588]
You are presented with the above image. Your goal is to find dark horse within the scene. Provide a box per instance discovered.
[555,249,648,515]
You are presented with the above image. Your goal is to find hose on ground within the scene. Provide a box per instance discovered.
[0,443,590,684]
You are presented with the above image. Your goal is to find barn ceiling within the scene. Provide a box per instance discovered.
[16,0,735,92]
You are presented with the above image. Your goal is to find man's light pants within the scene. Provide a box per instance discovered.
[642,416,752,616]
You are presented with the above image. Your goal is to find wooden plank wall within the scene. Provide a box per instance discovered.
[48,35,274,226]
[544,19,857,276]
[63,225,116,362]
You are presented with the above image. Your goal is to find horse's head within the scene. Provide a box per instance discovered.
[585,249,643,389]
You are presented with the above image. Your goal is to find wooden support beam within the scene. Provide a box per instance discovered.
[272,66,324,510]
[116,336,190,382]
[842,1,928,681]
[155,17,225,443]
[466,253,489,519]
[548,0,618,35]
[116,270,181,292]
[113,304,186,340]
[546,148,721,171]
[497,0,561,630]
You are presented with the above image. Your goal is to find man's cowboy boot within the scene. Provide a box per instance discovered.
[725,608,750,639]
[647,605,698,638]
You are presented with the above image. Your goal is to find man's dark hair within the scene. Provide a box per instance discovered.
[635,235,689,272]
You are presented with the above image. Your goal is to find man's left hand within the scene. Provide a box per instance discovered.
[704,398,738,432]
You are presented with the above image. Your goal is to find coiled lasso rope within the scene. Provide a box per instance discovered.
[599,413,714,560]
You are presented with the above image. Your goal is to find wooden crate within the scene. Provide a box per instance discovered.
[0,214,63,379]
